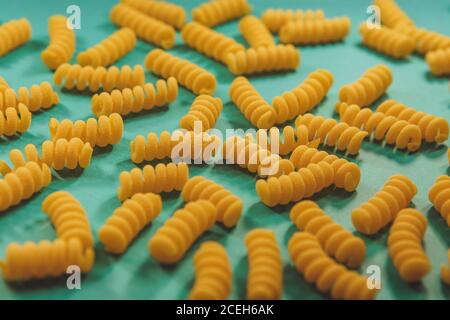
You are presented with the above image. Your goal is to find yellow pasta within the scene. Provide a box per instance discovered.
[48,113,123,148]
[388,208,431,283]
[0,18,32,57]
[181,176,243,228]
[441,250,450,285]
[53,63,145,92]
[272,69,333,124]
[99,193,162,254]
[181,22,244,65]
[110,3,176,49]
[239,15,274,48]
[41,16,76,70]
[337,102,422,152]
[192,0,251,27]
[180,95,222,131]
[226,44,300,76]
[339,64,392,107]
[0,104,32,137]
[77,28,136,67]
[145,49,216,95]
[397,26,450,55]
[426,48,450,76]
[189,241,232,300]
[245,229,282,300]
[92,77,178,117]
[0,81,59,112]
[352,175,417,235]
[374,0,415,29]
[280,17,351,45]
[149,200,217,264]
[428,175,450,227]
[256,160,334,207]
[261,8,325,33]
[0,76,9,92]
[117,163,189,201]
[288,232,378,300]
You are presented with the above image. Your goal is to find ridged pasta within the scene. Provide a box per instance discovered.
[229,76,275,129]
[359,23,415,59]
[226,44,300,76]
[388,208,431,283]
[180,95,222,131]
[149,200,217,264]
[441,250,450,285]
[42,191,94,250]
[121,0,186,29]
[428,175,450,227]
[255,160,334,207]
[339,64,392,107]
[351,175,417,235]
[41,16,76,70]
[397,26,450,55]
[0,161,52,212]
[261,9,326,33]
[0,76,9,92]
[0,238,95,282]
[288,232,378,300]
[245,229,282,300]
[189,241,232,300]
[48,113,123,148]
[99,193,162,254]
[91,77,178,117]
[239,15,274,48]
[336,102,422,152]
[77,28,136,67]
[117,163,189,201]
[181,176,243,228]
[426,48,450,76]
[0,81,59,112]
[110,4,176,49]
[0,18,32,57]
[192,0,251,27]
[272,69,333,124]
[376,99,449,143]
[290,145,361,192]
[279,17,351,45]
[53,63,145,92]
[295,113,368,156]
[181,22,245,64]
[374,0,415,29]
[145,49,216,95]
[0,104,32,137]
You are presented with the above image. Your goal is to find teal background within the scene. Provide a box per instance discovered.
[0,0,449,300]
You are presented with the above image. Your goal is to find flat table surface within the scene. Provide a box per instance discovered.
[0,0,449,300]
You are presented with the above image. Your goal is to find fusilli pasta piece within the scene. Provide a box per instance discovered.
[0,76,9,92]
[192,0,251,27]
[239,15,274,48]
[0,81,59,112]
[426,48,450,76]
[0,18,32,57]
[397,26,450,55]
[0,104,31,137]
[180,95,222,131]
[428,175,450,227]
[261,9,325,33]
[374,0,415,29]
[441,250,450,285]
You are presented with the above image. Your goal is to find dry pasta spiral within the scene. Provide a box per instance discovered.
[339,64,392,107]
[91,77,178,117]
[226,44,300,76]
[149,200,217,264]
[181,176,243,228]
[428,175,450,227]
[181,22,244,65]
[0,162,52,212]
[48,113,124,148]
[295,113,368,156]
[180,95,222,131]
[117,163,189,201]
[189,241,232,300]
[77,28,136,67]
[0,104,31,137]
[192,0,251,28]
[53,63,145,92]
[388,208,431,283]
[110,4,175,49]
[441,250,450,285]
[255,161,334,207]
[145,49,216,95]
[279,17,351,45]
[229,76,275,129]
[261,9,325,33]
[41,16,76,70]
[0,81,59,112]
[336,102,422,152]
[272,69,333,124]
[374,0,415,29]
[288,232,378,300]
[397,26,450,55]
[99,193,162,254]
[290,145,360,192]
[426,48,450,76]
[0,18,32,57]
[0,76,9,92]
[239,15,274,48]
[376,99,449,143]
[351,175,417,235]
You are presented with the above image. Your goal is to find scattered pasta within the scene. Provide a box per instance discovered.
[180,95,222,131]
[441,250,450,285]
[426,48,450,76]
[192,0,251,27]
[397,26,450,55]
[0,104,31,137]
[0,18,32,57]
[428,175,450,227]
[374,0,415,29]
[239,15,274,48]
[0,81,59,112]
[261,9,325,33]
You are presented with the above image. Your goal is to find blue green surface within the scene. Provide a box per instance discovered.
[0,0,449,300]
